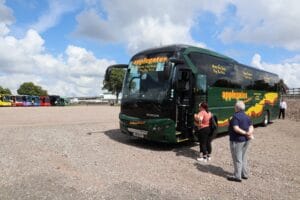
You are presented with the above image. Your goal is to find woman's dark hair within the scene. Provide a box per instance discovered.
[199,102,209,112]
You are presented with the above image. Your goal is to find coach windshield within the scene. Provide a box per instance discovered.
[122,56,173,102]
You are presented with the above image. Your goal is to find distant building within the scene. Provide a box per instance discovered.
[69,97,79,104]
[101,90,121,104]
[67,90,121,105]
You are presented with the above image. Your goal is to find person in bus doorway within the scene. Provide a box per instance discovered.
[194,102,212,162]
[227,101,254,182]
[278,98,287,119]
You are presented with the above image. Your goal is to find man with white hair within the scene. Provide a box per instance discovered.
[227,100,254,182]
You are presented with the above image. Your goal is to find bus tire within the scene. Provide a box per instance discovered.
[262,111,269,127]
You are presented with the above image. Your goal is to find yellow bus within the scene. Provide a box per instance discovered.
[0,94,12,107]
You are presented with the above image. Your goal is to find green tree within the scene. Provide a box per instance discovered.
[17,82,48,96]
[102,68,126,103]
[0,86,12,94]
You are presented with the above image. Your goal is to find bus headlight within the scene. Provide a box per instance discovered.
[152,126,162,132]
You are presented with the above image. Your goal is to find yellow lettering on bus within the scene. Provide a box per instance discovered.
[222,90,248,101]
[243,71,253,80]
[211,64,226,75]
[133,57,168,65]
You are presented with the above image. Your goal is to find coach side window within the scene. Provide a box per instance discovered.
[188,52,241,88]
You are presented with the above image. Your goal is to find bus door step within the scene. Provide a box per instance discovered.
[175,131,182,135]
[177,138,189,143]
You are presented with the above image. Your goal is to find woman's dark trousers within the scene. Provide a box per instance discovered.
[196,127,211,157]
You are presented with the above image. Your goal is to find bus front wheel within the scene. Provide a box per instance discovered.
[262,111,269,127]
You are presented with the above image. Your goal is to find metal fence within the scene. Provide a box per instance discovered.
[283,88,300,99]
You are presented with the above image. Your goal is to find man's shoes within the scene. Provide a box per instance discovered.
[227,176,242,182]
[242,176,248,180]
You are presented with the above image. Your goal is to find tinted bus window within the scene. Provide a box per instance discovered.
[234,64,255,89]
[188,52,241,88]
[249,71,277,91]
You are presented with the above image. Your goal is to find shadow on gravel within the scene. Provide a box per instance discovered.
[104,129,176,151]
[172,133,229,160]
[104,129,197,152]
[104,129,231,159]
[194,163,231,178]
[172,145,199,159]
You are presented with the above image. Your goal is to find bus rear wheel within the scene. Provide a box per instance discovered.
[262,111,269,127]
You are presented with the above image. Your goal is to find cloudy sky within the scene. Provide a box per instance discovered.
[0,0,299,96]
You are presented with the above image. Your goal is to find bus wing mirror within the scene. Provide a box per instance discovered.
[169,57,184,64]
[104,64,128,82]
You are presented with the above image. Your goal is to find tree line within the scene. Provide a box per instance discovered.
[0,82,48,96]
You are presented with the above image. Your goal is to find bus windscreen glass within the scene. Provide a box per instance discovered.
[122,56,172,102]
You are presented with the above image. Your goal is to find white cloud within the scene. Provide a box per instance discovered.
[74,0,231,53]
[0,0,14,25]
[75,9,115,42]
[0,74,42,92]
[0,28,115,96]
[0,0,14,36]
[30,0,80,33]
[0,23,10,36]
[251,53,300,88]
[284,55,300,63]
[219,0,300,51]
[75,0,300,51]
[66,45,112,78]
[125,16,205,53]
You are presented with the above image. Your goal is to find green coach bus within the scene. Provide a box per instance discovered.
[115,44,280,143]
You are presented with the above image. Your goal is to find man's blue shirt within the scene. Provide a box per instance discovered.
[229,111,252,142]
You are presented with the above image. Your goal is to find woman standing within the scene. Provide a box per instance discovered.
[227,100,254,182]
[194,102,212,162]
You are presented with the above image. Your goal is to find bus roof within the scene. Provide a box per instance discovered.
[131,44,189,56]
[131,44,278,77]
[131,44,235,62]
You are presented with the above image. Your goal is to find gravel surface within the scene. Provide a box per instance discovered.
[0,105,299,200]
[286,99,300,122]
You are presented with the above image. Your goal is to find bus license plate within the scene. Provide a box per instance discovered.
[128,128,147,138]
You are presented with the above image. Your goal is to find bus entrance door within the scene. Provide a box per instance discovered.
[176,69,194,140]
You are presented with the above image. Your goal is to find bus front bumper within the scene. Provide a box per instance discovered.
[119,113,176,143]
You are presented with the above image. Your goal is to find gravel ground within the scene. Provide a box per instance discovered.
[286,99,300,122]
[0,105,299,200]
